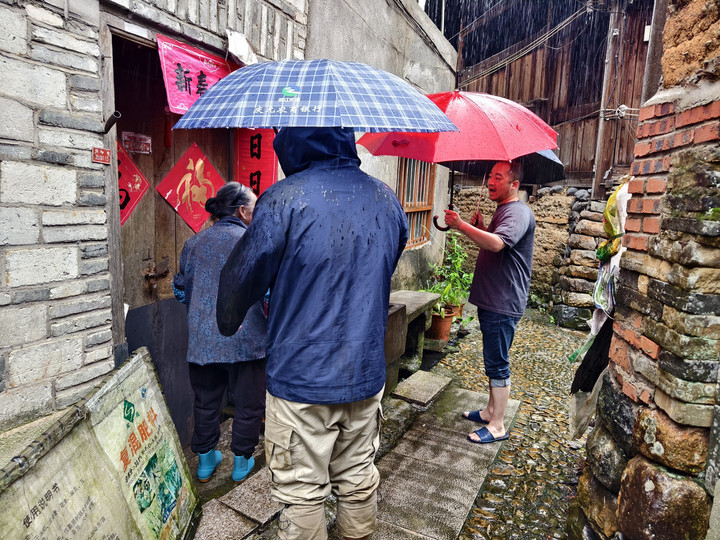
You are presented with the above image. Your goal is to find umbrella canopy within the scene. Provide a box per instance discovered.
[448,149,565,185]
[173,59,458,133]
[357,90,557,161]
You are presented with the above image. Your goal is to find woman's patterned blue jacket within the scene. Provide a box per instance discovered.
[173,216,267,365]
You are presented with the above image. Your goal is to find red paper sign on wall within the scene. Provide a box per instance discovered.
[117,142,150,226]
[235,129,277,196]
[156,144,225,233]
[157,34,236,115]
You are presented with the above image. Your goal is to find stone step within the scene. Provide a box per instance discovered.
[391,370,451,407]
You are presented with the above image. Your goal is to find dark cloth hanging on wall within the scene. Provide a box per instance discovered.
[570,315,614,394]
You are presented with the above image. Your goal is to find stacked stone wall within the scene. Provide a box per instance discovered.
[0,1,112,432]
[572,2,720,534]
[551,191,608,330]
[0,0,306,432]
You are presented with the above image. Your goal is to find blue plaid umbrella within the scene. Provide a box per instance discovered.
[174,59,458,133]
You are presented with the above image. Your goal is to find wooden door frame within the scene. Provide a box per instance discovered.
[100,12,132,365]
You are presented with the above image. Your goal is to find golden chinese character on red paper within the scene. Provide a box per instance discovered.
[156,143,225,233]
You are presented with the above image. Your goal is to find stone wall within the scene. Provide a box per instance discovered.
[529,187,575,309]
[0,0,306,432]
[0,1,114,432]
[552,190,608,330]
[571,1,720,537]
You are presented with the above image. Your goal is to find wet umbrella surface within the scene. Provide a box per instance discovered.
[358,91,560,229]
[173,59,458,133]
[358,91,558,162]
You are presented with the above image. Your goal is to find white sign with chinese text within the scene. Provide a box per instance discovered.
[0,348,199,540]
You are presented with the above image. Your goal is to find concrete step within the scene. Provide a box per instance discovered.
[368,387,519,539]
[391,370,451,406]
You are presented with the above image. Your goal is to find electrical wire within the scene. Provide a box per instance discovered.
[445,0,508,42]
[544,24,588,50]
[459,5,589,87]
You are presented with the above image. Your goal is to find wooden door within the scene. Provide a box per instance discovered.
[112,35,230,308]
[112,35,231,445]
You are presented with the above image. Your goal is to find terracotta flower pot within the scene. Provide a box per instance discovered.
[425,313,453,341]
[445,304,462,319]
[425,305,459,341]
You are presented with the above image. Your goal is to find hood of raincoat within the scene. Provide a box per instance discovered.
[272,126,360,176]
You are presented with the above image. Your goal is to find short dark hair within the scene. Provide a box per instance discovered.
[205,181,253,219]
[508,161,523,184]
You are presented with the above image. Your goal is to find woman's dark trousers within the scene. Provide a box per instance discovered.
[188,358,267,458]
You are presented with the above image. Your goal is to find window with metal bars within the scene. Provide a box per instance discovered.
[396,157,436,248]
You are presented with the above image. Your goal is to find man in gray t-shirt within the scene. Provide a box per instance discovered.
[444,161,535,444]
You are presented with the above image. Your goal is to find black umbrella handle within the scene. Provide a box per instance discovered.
[433,203,453,232]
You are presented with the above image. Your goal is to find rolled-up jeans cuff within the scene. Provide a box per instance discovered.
[490,377,511,388]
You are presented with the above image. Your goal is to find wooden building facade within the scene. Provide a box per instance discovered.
[426,0,656,198]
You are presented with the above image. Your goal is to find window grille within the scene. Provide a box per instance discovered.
[396,158,436,248]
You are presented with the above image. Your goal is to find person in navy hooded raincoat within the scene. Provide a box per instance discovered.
[217,127,408,540]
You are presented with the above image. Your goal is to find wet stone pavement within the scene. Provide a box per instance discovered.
[432,306,588,540]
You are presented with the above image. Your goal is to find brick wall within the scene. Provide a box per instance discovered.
[574,78,720,540]
[615,91,720,424]
[0,0,306,432]
[0,2,112,431]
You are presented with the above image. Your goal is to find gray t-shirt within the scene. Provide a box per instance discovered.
[468,200,535,318]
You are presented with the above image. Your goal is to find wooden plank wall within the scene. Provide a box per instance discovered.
[464,48,547,109]
[458,1,652,187]
[555,117,599,182]
[595,7,650,177]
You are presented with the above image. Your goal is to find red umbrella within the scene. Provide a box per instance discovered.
[358,91,557,162]
[358,91,558,229]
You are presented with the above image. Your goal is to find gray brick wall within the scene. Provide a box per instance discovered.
[0,0,308,431]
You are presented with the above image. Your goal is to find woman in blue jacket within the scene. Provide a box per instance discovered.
[173,182,267,484]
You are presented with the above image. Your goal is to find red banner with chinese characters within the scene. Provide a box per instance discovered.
[156,143,225,233]
[157,34,236,115]
[117,142,150,226]
[235,129,277,196]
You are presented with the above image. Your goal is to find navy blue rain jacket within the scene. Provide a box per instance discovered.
[217,127,408,404]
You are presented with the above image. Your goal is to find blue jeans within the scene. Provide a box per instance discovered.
[477,309,520,387]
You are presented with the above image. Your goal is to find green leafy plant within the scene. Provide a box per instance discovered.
[423,231,474,317]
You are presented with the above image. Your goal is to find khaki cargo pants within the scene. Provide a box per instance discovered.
[264,389,383,539]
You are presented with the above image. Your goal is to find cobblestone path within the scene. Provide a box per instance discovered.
[434,308,588,540]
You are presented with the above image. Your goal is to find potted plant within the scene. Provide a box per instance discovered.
[423,231,474,341]
[430,231,473,313]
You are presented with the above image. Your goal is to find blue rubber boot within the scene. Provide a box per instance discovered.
[197,449,222,482]
[232,455,255,484]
